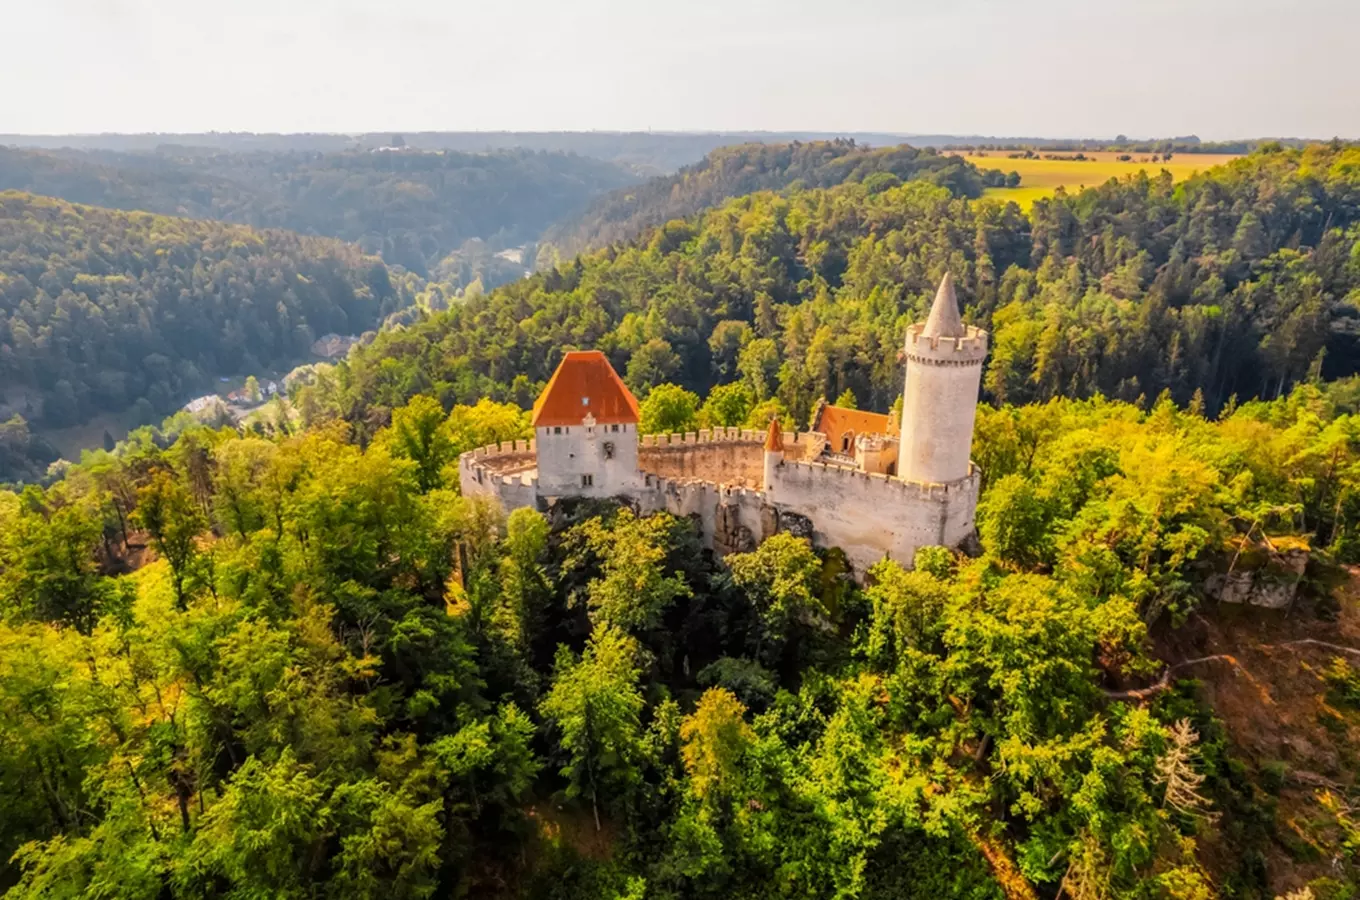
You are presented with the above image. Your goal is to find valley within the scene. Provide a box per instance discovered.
[2,129,1359,900]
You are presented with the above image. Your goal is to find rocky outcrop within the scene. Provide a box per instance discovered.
[1205,540,1309,609]
[713,502,756,555]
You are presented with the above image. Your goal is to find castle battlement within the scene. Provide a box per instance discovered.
[905,324,988,352]
[639,428,806,447]
[903,325,989,366]
[776,456,978,502]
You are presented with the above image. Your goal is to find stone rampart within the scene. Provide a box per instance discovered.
[459,439,539,503]
[766,454,981,574]
[458,429,981,579]
[638,427,767,486]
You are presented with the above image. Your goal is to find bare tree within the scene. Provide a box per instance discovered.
[1156,719,1215,819]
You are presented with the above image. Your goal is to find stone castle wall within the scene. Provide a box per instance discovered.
[766,455,979,573]
[638,427,778,487]
[458,428,979,579]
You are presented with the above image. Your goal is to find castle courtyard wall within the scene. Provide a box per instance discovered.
[638,434,765,486]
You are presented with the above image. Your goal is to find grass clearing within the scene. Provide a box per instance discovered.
[958,151,1243,208]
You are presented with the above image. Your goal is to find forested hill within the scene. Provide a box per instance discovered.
[0,146,638,274]
[10,345,1360,896]
[538,140,1005,258]
[0,191,400,431]
[301,143,1360,440]
[0,131,955,172]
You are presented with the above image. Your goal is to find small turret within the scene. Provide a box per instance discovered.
[763,417,784,490]
[899,273,988,485]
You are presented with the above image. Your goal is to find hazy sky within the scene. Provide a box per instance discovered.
[5,0,1358,139]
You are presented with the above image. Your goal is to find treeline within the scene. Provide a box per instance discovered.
[295,144,1360,443]
[0,191,401,435]
[0,131,954,174]
[0,146,638,274]
[537,140,1005,259]
[3,379,1360,897]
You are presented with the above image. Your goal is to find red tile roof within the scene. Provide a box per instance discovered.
[813,404,892,453]
[532,351,641,428]
[764,417,784,452]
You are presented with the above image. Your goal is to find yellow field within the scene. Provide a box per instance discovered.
[957,151,1242,208]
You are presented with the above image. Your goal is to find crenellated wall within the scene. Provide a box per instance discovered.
[457,428,980,579]
[638,427,767,486]
[765,454,980,574]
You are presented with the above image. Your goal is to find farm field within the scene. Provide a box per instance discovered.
[957,150,1242,207]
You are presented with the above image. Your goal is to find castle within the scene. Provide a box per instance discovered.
[459,273,988,577]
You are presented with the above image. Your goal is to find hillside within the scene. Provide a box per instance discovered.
[296,144,1360,445]
[0,191,400,460]
[538,140,1003,258]
[0,145,638,274]
[6,370,1360,897]
[5,139,1360,900]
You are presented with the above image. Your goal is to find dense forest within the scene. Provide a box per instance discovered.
[538,140,1009,259]
[6,137,1360,898]
[0,191,400,435]
[5,375,1360,898]
[297,144,1360,447]
[0,146,638,273]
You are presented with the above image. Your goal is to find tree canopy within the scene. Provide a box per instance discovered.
[2,376,1360,897]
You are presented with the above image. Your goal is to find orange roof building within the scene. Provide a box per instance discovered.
[813,403,892,456]
[531,351,641,428]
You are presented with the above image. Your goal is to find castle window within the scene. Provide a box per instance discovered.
[841,431,855,453]
[581,474,594,487]
[603,441,615,459]
[611,424,619,433]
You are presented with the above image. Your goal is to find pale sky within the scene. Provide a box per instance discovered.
[4,0,1357,139]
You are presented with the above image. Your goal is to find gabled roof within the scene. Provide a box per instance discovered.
[532,350,641,428]
[813,404,893,452]
[921,272,966,339]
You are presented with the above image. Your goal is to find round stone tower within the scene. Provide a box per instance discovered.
[898,273,988,484]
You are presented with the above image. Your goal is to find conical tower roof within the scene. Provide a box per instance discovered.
[921,272,966,338]
[764,417,785,452]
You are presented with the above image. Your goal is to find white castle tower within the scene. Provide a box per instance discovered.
[898,273,988,484]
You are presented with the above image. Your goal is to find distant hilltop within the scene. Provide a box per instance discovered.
[0,131,1327,174]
